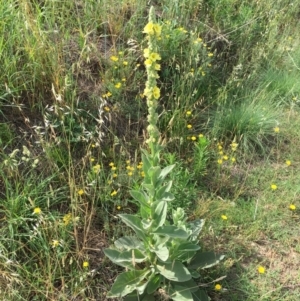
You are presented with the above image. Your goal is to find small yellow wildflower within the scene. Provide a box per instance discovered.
[140,171,145,177]
[152,86,160,99]
[149,52,161,61]
[122,78,126,82]
[111,166,117,171]
[128,172,133,176]
[137,164,142,169]
[208,52,214,57]
[155,64,161,70]
[218,145,223,150]
[143,48,150,58]
[118,51,123,55]
[199,134,204,137]
[273,126,280,133]
[186,111,192,116]
[231,157,236,163]
[33,207,41,215]
[90,157,95,162]
[91,144,96,148]
[63,213,72,226]
[115,82,121,89]
[221,215,228,220]
[219,151,223,155]
[113,173,118,178]
[104,106,110,112]
[230,142,238,151]
[187,124,192,129]
[257,265,265,274]
[111,190,117,196]
[106,92,112,97]
[110,56,118,62]
[145,58,153,67]
[215,284,222,291]
[116,205,121,210]
[83,261,89,268]
[78,189,84,196]
[217,159,223,165]
[271,184,277,190]
[143,22,154,35]
[286,160,291,166]
[289,204,296,210]
[93,164,101,173]
[52,240,59,248]
[191,136,197,141]
[123,61,128,66]
[223,155,229,160]
[109,162,115,167]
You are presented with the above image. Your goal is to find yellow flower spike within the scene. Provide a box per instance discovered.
[257,265,265,274]
[215,284,222,291]
[78,189,84,196]
[155,64,161,70]
[187,124,192,129]
[143,48,150,58]
[143,22,155,35]
[33,207,41,214]
[289,204,296,210]
[110,56,118,62]
[270,184,277,190]
[145,58,153,67]
[286,160,291,166]
[83,261,89,268]
[221,215,227,220]
[273,126,280,133]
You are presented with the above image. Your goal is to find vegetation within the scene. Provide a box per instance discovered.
[0,0,299,300]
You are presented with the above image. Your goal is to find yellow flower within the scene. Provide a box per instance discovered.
[218,145,223,150]
[78,189,84,196]
[230,142,238,151]
[109,162,115,167]
[104,106,110,112]
[33,207,41,214]
[63,213,72,226]
[143,22,155,35]
[122,78,126,82]
[115,82,121,89]
[153,86,160,99]
[231,157,236,163]
[257,265,265,274]
[153,24,162,36]
[123,61,128,66]
[145,58,153,67]
[128,172,133,176]
[52,240,59,248]
[215,284,222,291]
[289,204,296,210]
[140,171,145,177]
[186,111,192,116]
[143,48,150,58]
[286,160,291,166]
[271,184,277,190]
[221,215,227,220]
[149,52,161,61]
[111,190,117,196]
[273,126,280,133]
[116,205,121,210]
[111,166,117,171]
[155,64,161,70]
[93,164,101,173]
[191,136,197,141]
[199,134,204,137]
[223,155,229,160]
[208,52,214,57]
[113,173,118,178]
[110,56,118,62]
[106,92,112,97]
[187,124,192,129]
[217,159,223,165]
[83,261,89,268]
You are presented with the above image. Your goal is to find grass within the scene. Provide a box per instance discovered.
[0,0,300,300]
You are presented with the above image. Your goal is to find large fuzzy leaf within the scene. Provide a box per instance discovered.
[188,251,224,269]
[156,261,191,282]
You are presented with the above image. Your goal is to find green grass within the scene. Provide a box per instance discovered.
[0,0,300,300]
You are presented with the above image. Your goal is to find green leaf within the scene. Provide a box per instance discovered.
[157,261,191,282]
[188,219,205,242]
[169,284,193,301]
[154,225,189,239]
[190,270,200,279]
[114,236,143,251]
[104,249,134,269]
[107,269,149,298]
[130,189,150,208]
[147,274,162,294]
[153,245,169,262]
[156,181,173,199]
[188,252,225,269]
[158,164,176,181]
[119,214,146,241]
[149,166,162,186]
[142,294,155,301]
[151,200,167,230]
[192,289,209,301]
[172,242,200,262]
[179,279,199,293]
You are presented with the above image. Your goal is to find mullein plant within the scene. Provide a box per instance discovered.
[104,7,224,301]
